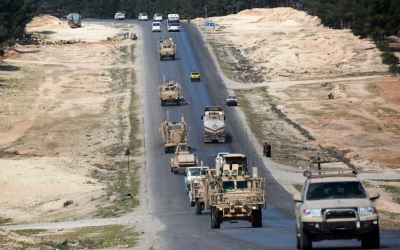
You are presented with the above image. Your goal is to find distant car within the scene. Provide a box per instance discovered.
[215,152,230,166]
[152,21,161,32]
[189,71,201,81]
[153,13,163,21]
[114,11,125,20]
[138,13,148,21]
[225,96,238,106]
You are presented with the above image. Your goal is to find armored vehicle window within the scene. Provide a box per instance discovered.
[306,181,366,200]
[236,181,248,189]
[223,181,235,190]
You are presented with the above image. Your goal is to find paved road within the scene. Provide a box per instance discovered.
[1,19,399,250]
[137,20,400,250]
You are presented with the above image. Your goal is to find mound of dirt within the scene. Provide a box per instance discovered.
[27,14,68,29]
[196,7,387,81]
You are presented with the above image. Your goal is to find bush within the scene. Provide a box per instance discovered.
[389,64,400,75]
[381,52,400,65]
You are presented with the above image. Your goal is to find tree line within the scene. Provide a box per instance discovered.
[1,0,399,72]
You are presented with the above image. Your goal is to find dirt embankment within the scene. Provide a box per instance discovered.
[194,7,387,82]
[195,7,400,227]
[0,15,139,224]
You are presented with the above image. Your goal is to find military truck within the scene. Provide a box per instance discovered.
[170,144,198,174]
[159,37,176,60]
[158,80,183,106]
[201,106,225,143]
[190,154,265,228]
[294,170,380,250]
[159,119,188,153]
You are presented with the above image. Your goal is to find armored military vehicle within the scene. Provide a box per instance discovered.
[190,153,265,227]
[159,37,176,60]
[158,80,183,106]
[159,119,188,153]
[170,144,197,174]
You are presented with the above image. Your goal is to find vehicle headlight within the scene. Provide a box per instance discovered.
[303,208,321,217]
[358,206,376,215]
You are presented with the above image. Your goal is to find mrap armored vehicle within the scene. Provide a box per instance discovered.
[190,154,265,228]
[170,144,198,174]
[159,37,176,60]
[158,80,183,106]
[159,119,188,153]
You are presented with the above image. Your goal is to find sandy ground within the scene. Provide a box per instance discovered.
[195,8,400,227]
[0,15,137,224]
[194,7,387,82]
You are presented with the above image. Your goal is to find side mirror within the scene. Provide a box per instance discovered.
[368,190,380,201]
[293,194,302,203]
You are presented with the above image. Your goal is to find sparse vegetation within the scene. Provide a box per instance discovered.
[0,217,12,225]
[2,226,138,249]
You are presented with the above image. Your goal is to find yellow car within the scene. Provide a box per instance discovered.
[189,71,201,82]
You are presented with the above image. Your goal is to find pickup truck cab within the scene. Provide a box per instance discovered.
[185,166,209,193]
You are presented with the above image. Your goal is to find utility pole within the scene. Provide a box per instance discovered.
[205,3,208,18]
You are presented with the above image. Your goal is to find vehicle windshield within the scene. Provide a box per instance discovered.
[223,181,235,190]
[236,181,248,189]
[153,23,160,26]
[306,181,367,200]
[168,20,180,26]
[190,169,201,176]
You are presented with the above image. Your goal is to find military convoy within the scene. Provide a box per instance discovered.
[159,37,176,60]
[201,106,226,143]
[159,119,188,153]
[158,80,183,106]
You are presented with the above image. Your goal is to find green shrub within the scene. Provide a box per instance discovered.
[389,64,400,75]
[381,52,399,65]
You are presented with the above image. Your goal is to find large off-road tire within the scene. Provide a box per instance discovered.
[160,100,165,106]
[195,202,202,215]
[172,55,176,60]
[361,227,380,249]
[210,208,220,229]
[173,169,178,174]
[251,209,262,228]
[160,56,163,61]
[190,200,195,207]
[164,147,169,154]
[170,167,173,172]
[300,227,312,250]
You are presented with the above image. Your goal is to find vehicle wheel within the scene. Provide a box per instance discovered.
[251,208,262,228]
[172,55,176,60]
[160,100,165,106]
[190,201,195,207]
[176,100,180,106]
[173,169,178,174]
[164,147,168,154]
[300,228,312,250]
[210,208,220,229]
[195,202,202,215]
[361,227,380,249]
[170,167,173,172]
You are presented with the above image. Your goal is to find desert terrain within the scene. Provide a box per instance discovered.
[195,8,400,227]
[0,15,142,227]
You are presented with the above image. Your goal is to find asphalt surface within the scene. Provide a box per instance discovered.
[132,19,400,250]
[4,18,396,250]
